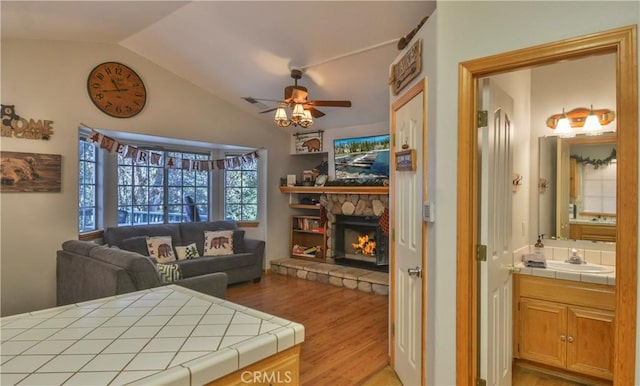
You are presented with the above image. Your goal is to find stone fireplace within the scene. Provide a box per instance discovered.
[320,193,389,272]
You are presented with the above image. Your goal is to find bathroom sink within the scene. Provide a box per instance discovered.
[546,260,614,273]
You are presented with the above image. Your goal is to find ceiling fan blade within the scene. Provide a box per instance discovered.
[306,100,352,107]
[259,107,279,114]
[247,97,284,103]
[307,107,325,118]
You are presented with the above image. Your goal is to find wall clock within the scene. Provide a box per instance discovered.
[87,62,146,118]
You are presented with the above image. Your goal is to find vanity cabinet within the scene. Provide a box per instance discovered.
[569,223,616,242]
[514,275,614,380]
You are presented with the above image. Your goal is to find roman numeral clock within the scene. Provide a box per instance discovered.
[87,62,147,118]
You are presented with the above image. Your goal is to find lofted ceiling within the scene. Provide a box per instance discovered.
[1,1,436,132]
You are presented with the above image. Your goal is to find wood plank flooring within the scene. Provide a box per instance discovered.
[226,273,389,385]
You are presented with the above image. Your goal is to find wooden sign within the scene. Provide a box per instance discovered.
[395,149,416,171]
[294,130,323,153]
[389,39,422,95]
[0,151,62,192]
[1,105,54,140]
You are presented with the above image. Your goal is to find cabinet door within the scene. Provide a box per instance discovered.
[566,306,614,380]
[519,298,566,368]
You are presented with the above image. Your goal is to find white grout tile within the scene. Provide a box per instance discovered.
[268,327,295,352]
[290,323,305,345]
[601,251,616,266]
[225,323,260,336]
[584,249,602,265]
[145,306,181,316]
[102,338,150,354]
[607,275,616,286]
[84,326,128,340]
[37,354,95,372]
[260,321,282,334]
[115,307,152,317]
[156,325,195,338]
[181,336,222,351]
[85,308,121,318]
[59,371,118,386]
[47,327,93,340]
[554,271,581,282]
[67,316,109,328]
[101,316,142,327]
[0,340,38,355]
[63,339,113,355]
[0,372,29,386]
[580,273,609,285]
[125,352,174,371]
[35,318,78,329]
[1,328,27,341]
[141,337,186,353]
[168,315,202,325]
[12,328,59,341]
[552,247,568,261]
[54,308,95,319]
[191,324,229,337]
[81,353,136,371]
[176,306,210,315]
[531,268,556,279]
[232,333,277,368]
[23,339,76,355]
[169,350,208,367]
[119,326,162,339]
[184,348,239,386]
[125,365,191,386]
[109,370,156,386]
[134,315,173,326]
[1,355,53,373]
[219,335,253,348]
[200,313,233,325]
[15,372,72,385]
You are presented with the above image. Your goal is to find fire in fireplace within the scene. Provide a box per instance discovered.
[334,215,389,272]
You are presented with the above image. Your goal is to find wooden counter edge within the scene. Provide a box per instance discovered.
[206,345,301,385]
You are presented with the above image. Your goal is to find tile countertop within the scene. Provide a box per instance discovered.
[0,285,304,386]
[515,262,616,286]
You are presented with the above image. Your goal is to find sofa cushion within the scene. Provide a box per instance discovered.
[156,263,182,284]
[105,224,182,249]
[177,252,257,278]
[175,243,199,260]
[203,230,234,256]
[146,236,176,263]
[179,221,238,255]
[88,246,161,289]
[62,240,101,256]
[120,236,150,256]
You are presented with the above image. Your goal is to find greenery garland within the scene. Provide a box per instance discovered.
[570,148,616,169]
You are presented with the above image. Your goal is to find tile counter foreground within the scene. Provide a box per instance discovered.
[0,285,304,385]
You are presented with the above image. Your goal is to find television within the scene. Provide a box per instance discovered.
[333,134,390,180]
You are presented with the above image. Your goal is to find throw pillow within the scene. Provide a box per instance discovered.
[175,242,200,260]
[156,263,182,284]
[120,236,150,256]
[203,230,234,257]
[147,236,176,264]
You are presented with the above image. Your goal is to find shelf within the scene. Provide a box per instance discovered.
[293,229,324,234]
[290,204,321,210]
[279,186,389,195]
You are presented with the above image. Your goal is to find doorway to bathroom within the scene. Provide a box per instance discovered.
[456,26,638,385]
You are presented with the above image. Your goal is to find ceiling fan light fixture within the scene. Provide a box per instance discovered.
[274,106,291,127]
[292,103,305,119]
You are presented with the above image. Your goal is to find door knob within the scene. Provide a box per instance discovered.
[560,335,566,341]
[407,267,422,278]
[567,336,574,343]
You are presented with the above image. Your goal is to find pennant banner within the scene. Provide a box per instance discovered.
[84,128,259,171]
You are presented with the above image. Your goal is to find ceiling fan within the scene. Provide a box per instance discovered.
[248,69,351,128]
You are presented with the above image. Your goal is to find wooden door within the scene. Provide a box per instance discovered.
[519,298,566,368]
[566,306,614,380]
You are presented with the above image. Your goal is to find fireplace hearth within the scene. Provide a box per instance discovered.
[334,215,389,272]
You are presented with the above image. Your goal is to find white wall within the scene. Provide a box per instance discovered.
[436,2,639,385]
[0,39,294,316]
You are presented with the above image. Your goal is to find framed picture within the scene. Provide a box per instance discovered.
[334,134,390,180]
[395,149,416,171]
[0,151,62,192]
[294,131,323,153]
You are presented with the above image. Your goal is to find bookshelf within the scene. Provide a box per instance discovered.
[290,215,327,262]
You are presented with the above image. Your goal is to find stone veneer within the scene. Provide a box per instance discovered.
[270,258,389,296]
[320,193,389,262]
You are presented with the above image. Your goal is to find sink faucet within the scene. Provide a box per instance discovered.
[566,248,585,264]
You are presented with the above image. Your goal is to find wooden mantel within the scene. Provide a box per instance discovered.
[279,186,389,195]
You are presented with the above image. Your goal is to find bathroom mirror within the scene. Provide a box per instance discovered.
[538,132,616,242]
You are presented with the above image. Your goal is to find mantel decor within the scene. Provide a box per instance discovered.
[294,130,323,153]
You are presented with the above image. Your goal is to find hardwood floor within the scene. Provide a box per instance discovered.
[226,273,389,385]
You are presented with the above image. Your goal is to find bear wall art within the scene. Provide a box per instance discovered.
[0,151,62,192]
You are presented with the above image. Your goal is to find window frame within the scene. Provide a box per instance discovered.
[78,138,98,233]
[223,152,259,222]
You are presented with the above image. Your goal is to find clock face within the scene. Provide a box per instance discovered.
[87,62,146,118]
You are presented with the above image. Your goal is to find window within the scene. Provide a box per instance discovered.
[79,140,98,232]
[582,162,616,214]
[117,149,209,225]
[224,154,258,221]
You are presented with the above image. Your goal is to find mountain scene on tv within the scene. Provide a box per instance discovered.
[334,135,390,180]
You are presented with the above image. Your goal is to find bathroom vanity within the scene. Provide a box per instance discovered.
[513,274,614,381]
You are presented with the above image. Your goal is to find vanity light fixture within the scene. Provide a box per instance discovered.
[554,108,574,137]
[583,105,604,135]
[546,106,615,137]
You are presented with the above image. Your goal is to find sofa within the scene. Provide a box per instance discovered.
[57,221,265,306]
